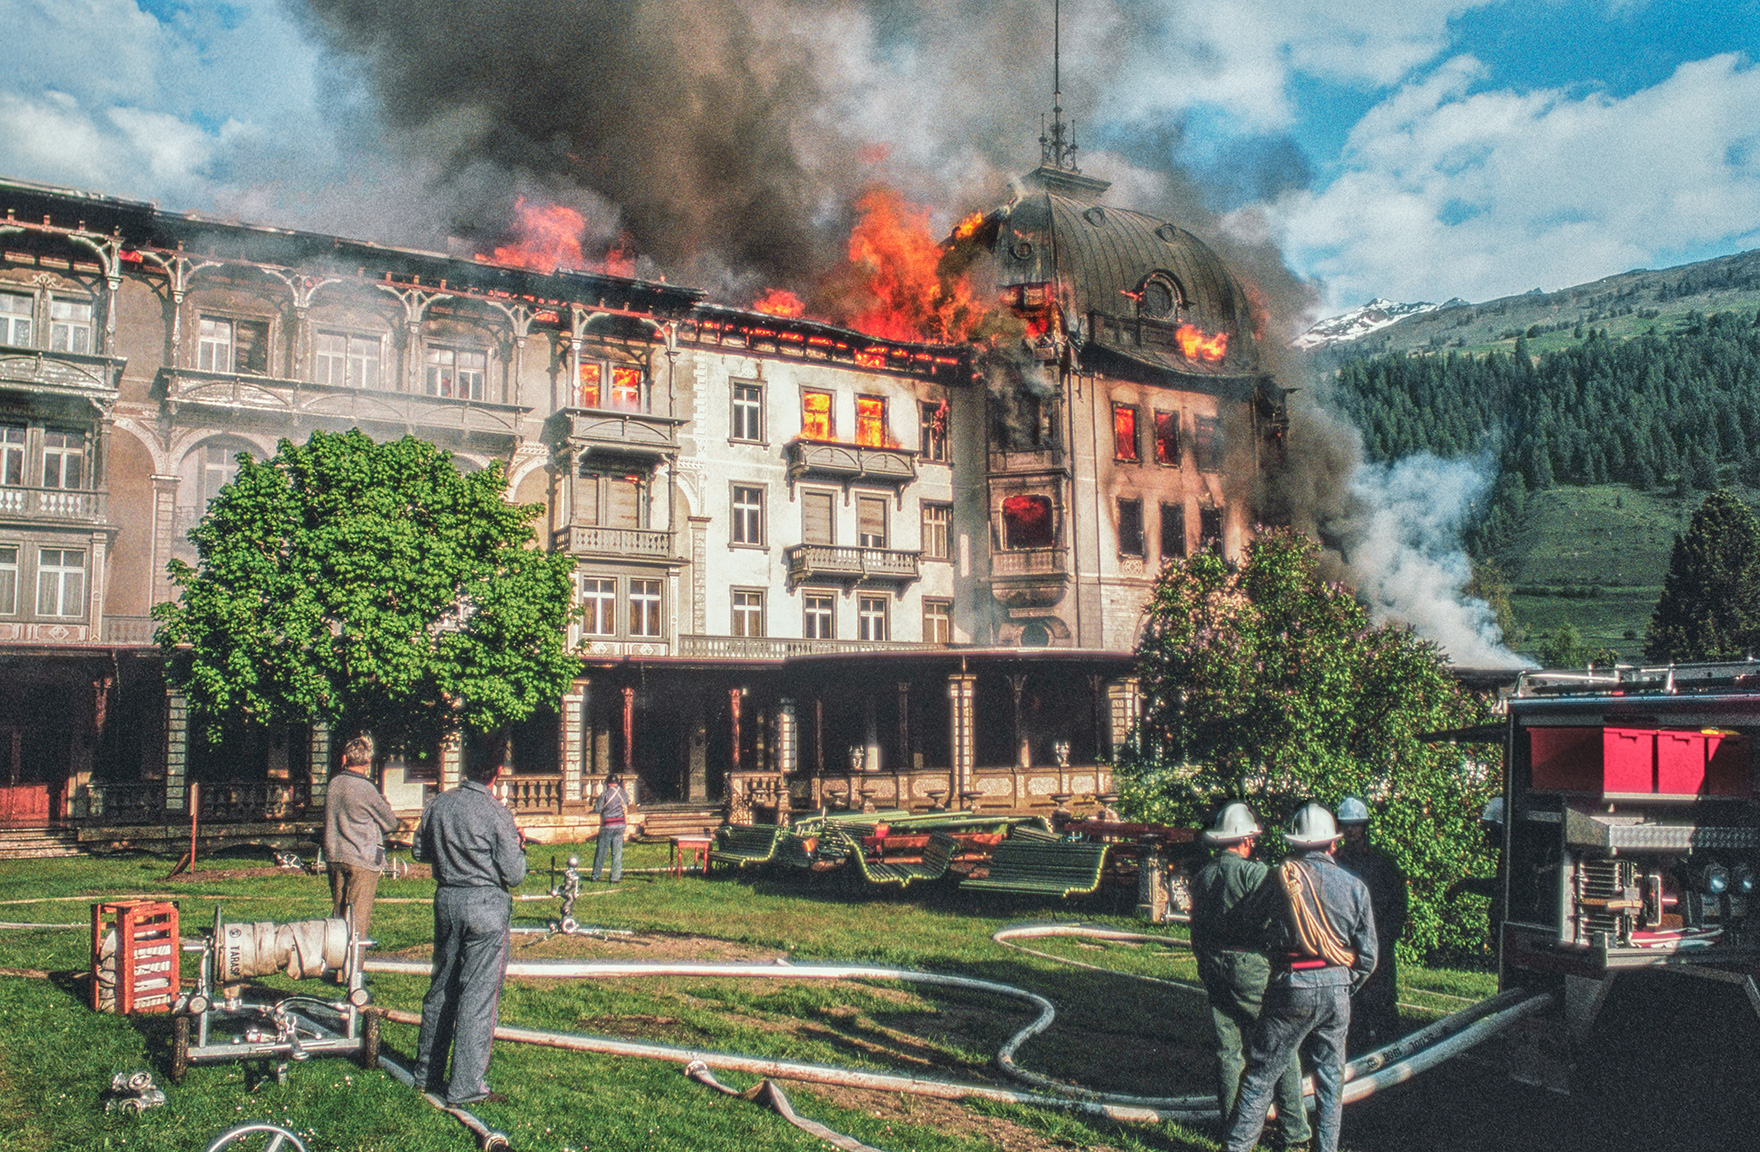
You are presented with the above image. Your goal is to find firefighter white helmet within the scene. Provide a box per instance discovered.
[1203,801,1261,844]
[1286,802,1342,847]
[1336,795,1370,825]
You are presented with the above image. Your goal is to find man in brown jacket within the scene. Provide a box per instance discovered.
[323,735,401,939]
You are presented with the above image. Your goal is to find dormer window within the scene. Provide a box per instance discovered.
[1138,273,1182,321]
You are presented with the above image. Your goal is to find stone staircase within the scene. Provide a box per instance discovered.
[0,827,86,860]
[634,805,727,842]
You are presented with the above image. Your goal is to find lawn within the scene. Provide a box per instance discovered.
[0,842,1748,1152]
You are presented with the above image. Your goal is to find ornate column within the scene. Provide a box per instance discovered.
[1010,673,1030,768]
[1105,676,1142,757]
[775,698,797,819]
[439,731,462,791]
[163,687,188,815]
[150,474,180,605]
[375,283,453,393]
[560,677,588,801]
[947,673,976,805]
[307,722,331,810]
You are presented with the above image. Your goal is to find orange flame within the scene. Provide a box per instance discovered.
[753,288,806,317]
[479,199,639,277]
[601,234,636,278]
[1175,323,1228,362]
[952,211,985,241]
[843,188,981,344]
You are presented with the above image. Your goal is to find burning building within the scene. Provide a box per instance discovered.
[0,102,1282,842]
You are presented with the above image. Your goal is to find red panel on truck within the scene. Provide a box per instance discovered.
[1705,732,1752,797]
[1604,728,1657,794]
[1529,727,1603,791]
[1655,730,1706,795]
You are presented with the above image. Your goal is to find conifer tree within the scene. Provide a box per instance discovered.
[1644,489,1760,662]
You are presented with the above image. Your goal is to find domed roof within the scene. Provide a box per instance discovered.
[991,169,1262,381]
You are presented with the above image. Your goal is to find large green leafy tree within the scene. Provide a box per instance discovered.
[1119,527,1497,960]
[1644,489,1760,662]
[155,430,581,753]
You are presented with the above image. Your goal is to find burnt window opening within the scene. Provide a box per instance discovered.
[856,396,889,447]
[579,361,643,411]
[1002,494,1055,550]
[1112,403,1139,462]
[1199,506,1224,553]
[992,388,1054,452]
[198,315,269,375]
[919,399,949,461]
[1194,415,1223,472]
[1154,410,1180,466]
[801,389,834,440]
[1117,498,1145,557]
[1160,502,1187,562]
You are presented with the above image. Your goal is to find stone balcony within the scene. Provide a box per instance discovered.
[0,484,107,524]
[0,345,125,402]
[785,543,920,587]
[158,368,528,447]
[785,438,917,490]
[987,546,1071,609]
[554,407,684,461]
[677,634,943,660]
[551,524,680,565]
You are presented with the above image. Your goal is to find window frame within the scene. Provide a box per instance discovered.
[920,501,953,561]
[856,492,889,549]
[730,380,765,443]
[918,399,950,462]
[1112,402,1140,462]
[731,587,766,639]
[580,576,618,637]
[41,429,84,491]
[314,329,384,390]
[923,598,953,644]
[1117,497,1146,557]
[0,424,25,487]
[1153,409,1180,466]
[0,289,33,347]
[425,343,489,401]
[801,388,834,441]
[49,296,94,355]
[803,589,836,640]
[628,578,663,638]
[0,544,17,615]
[35,546,86,618]
[857,594,889,642]
[730,484,766,547]
[196,314,269,375]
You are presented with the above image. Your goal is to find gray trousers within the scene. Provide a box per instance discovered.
[1226,981,1351,1152]
[1198,949,1310,1146]
[592,824,624,882]
[411,886,511,1105]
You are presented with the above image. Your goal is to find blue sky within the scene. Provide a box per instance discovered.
[1,0,1756,321]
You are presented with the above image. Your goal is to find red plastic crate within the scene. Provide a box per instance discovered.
[91,900,179,1015]
[1655,730,1706,795]
[1603,728,1657,794]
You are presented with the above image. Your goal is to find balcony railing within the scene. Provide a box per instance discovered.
[87,782,164,823]
[678,635,944,660]
[552,524,678,561]
[786,439,918,487]
[987,446,1066,474]
[498,774,565,814]
[556,408,683,459]
[0,484,106,522]
[102,615,157,645]
[990,547,1070,578]
[785,544,920,585]
[196,780,312,823]
[159,368,527,442]
[0,345,125,396]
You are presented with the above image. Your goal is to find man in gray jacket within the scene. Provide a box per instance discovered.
[323,735,401,939]
[409,748,527,1107]
[1225,802,1377,1152]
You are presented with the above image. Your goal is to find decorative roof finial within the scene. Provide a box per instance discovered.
[1038,0,1080,173]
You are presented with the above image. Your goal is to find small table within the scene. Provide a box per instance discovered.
[669,835,714,877]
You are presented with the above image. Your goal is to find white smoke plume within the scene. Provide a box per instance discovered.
[1337,453,1530,669]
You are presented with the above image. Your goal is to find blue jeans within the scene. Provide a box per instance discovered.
[410,887,511,1106]
[593,824,624,882]
[1200,950,1310,1147]
[1226,980,1351,1152]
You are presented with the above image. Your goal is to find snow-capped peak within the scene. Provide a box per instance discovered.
[1293,297,1466,350]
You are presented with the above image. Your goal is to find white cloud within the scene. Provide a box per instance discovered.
[1269,52,1760,310]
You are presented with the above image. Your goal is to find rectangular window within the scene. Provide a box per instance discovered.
[609,365,642,411]
[1001,493,1055,550]
[425,345,487,400]
[921,502,952,560]
[0,425,24,486]
[49,298,93,355]
[42,430,83,490]
[924,598,952,644]
[1112,403,1139,462]
[856,396,888,447]
[731,485,765,546]
[315,331,381,389]
[0,292,31,346]
[801,390,833,440]
[731,381,764,441]
[200,443,241,505]
[629,578,663,637]
[857,494,887,548]
[803,591,835,639]
[197,316,267,374]
[581,577,617,636]
[801,490,835,545]
[36,547,85,617]
[858,595,889,642]
[1118,498,1145,556]
[1195,415,1223,472]
[1160,502,1186,562]
[1154,410,1180,466]
[731,588,765,638]
[0,546,15,614]
[918,399,949,462]
[1199,506,1224,553]
[578,361,602,408]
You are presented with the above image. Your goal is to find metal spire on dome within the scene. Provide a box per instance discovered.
[1038,0,1079,173]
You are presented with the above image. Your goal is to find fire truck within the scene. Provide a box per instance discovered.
[1497,661,1760,1093]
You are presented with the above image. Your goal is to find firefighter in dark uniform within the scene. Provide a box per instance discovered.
[409,747,527,1107]
[1226,802,1376,1152]
[1190,802,1311,1150]
[1334,795,1407,1050]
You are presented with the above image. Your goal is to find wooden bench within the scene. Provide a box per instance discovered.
[846,832,960,889]
[960,836,1111,898]
[709,823,784,872]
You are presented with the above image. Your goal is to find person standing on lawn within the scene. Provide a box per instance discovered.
[410,747,527,1107]
[592,771,631,883]
[1189,801,1311,1151]
[322,734,401,940]
[1334,795,1408,1051]
[1225,802,1377,1152]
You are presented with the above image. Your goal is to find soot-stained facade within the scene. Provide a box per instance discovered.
[0,146,1282,840]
